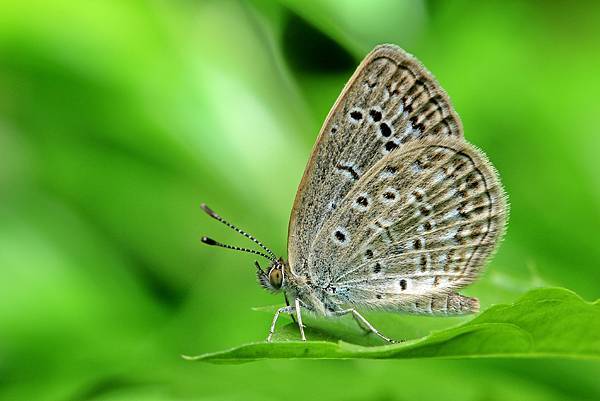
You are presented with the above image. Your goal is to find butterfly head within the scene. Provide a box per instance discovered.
[255,257,285,292]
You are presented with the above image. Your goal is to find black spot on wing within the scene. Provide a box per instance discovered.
[335,163,360,180]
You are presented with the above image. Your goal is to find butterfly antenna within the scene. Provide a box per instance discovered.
[201,236,275,262]
[200,203,277,260]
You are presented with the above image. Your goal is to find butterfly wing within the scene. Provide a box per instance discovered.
[312,136,507,313]
[288,44,463,276]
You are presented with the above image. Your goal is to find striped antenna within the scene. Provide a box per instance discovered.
[200,203,276,260]
[201,236,274,261]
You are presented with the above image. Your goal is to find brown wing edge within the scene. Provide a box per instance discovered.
[286,44,465,268]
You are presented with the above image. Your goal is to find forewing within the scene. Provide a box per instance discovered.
[310,136,507,306]
[288,44,463,274]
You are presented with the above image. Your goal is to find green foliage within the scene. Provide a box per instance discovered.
[1,1,600,400]
[186,288,600,363]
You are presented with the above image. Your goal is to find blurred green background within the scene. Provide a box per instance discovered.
[1,0,599,400]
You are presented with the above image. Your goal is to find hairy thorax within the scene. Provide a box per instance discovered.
[285,261,346,316]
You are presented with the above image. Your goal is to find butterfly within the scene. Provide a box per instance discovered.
[201,44,507,343]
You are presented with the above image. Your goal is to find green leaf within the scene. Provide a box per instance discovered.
[183,288,600,363]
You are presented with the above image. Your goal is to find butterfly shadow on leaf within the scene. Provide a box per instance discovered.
[272,321,389,346]
[255,304,474,346]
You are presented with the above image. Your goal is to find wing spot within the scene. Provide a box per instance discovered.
[349,109,363,121]
[469,180,481,190]
[379,122,392,137]
[332,227,350,246]
[365,249,374,259]
[354,194,371,211]
[419,204,432,216]
[364,79,377,89]
[412,159,425,173]
[380,187,400,204]
[379,165,398,179]
[399,279,407,290]
[386,84,400,97]
[373,263,382,274]
[411,188,426,203]
[472,205,487,216]
[409,117,425,132]
[369,109,382,122]
[384,140,399,153]
[335,162,360,181]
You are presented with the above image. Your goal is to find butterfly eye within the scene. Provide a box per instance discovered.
[268,268,283,289]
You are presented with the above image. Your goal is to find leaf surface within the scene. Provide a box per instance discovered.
[184,288,600,363]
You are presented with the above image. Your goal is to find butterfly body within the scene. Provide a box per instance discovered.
[202,44,507,343]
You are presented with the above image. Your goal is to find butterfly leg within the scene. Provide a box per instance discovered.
[336,309,399,343]
[294,298,306,341]
[267,305,294,342]
[284,292,297,324]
